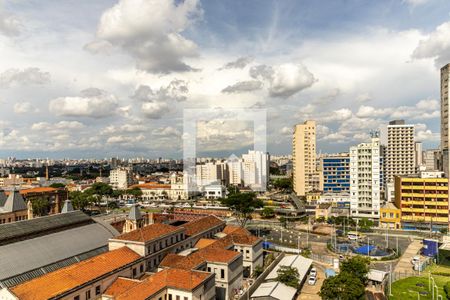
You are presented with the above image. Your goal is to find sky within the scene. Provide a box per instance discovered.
[0,0,450,159]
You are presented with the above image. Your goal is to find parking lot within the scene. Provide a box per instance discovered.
[297,264,324,300]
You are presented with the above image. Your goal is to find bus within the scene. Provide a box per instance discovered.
[347,231,364,240]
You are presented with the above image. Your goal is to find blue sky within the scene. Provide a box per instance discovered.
[0,0,449,159]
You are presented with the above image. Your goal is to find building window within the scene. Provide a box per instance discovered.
[207,267,211,272]
[221,269,225,279]
[140,264,144,273]
[176,296,180,300]
[133,268,137,278]
[86,290,91,299]
[95,286,101,295]
[169,294,172,300]
[74,296,80,300]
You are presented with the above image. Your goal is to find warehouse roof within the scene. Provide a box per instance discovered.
[0,220,119,285]
[182,215,225,236]
[251,281,296,300]
[0,211,92,245]
[114,223,183,243]
[266,255,312,282]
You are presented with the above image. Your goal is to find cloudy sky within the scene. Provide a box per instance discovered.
[0,0,449,159]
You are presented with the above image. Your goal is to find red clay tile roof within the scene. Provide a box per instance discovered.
[160,246,241,270]
[20,187,58,194]
[222,225,261,246]
[223,225,251,235]
[114,223,183,242]
[10,247,141,300]
[103,278,141,297]
[106,269,213,300]
[182,215,225,236]
[195,238,216,249]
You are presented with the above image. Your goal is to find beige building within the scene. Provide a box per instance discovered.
[109,167,134,190]
[293,120,317,196]
[441,63,450,177]
[386,120,415,183]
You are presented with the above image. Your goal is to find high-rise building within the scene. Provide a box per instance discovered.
[441,63,450,177]
[293,120,317,196]
[242,150,269,190]
[386,120,415,183]
[423,149,441,171]
[395,171,448,231]
[109,167,134,190]
[350,135,384,219]
[415,142,423,171]
[320,153,350,194]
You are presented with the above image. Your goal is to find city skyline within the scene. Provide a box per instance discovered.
[1,0,450,158]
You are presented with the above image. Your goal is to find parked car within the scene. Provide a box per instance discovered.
[310,267,317,277]
[411,255,420,265]
[308,276,317,285]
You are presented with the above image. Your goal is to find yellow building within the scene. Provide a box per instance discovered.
[395,174,449,231]
[306,191,321,203]
[380,203,401,229]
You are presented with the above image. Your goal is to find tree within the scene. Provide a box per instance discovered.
[220,192,263,227]
[125,187,143,200]
[272,178,292,190]
[69,191,91,211]
[252,265,264,278]
[276,266,300,289]
[260,207,275,219]
[85,182,113,207]
[279,216,288,228]
[319,271,366,300]
[32,197,50,216]
[340,256,371,284]
[49,183,65,188]
[358,218,374,232]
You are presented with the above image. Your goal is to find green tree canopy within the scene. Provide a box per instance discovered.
[69,191,91,210]
[220,192,263,227]
[125,187,143,199]
[32,197,50,216]
[276,266,300,289]
[260,206,275,219]
[319,271,366,300]
[49,183,65,188]
[340,256,371,284]
[272,177,292,190]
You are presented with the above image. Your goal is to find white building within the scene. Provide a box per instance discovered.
[203,184,226,199]
[109,167,134,190]
[242,150,269,190]
[386,120,415,183]
[441,63,450,177]
[227,157,243,186]
[350,135,383,220]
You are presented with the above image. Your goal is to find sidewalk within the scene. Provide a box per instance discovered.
[394,239,422,273]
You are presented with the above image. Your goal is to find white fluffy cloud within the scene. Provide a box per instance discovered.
[89,0,202,73]
[0,5,21,36]
[49,88,118,118]
[31,121,85,131]
[249,63,315,98]
[141,102,170,119]
[221,80,263,94]
[13,102,38,114]
[0,68,50,88]
[132,80,189,102]
[413,21,450,67]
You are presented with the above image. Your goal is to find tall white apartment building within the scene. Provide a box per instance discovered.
[415,141,423,171]
[350,136,383,219]
[109,167,134,190]
[423,149,441,171]
[293,120,317,196]
[385,120,415,183]
[441,63,450,177]
[195,162,228,186]
[242,150,269,190]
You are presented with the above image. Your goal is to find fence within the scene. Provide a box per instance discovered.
[238,252,285,300]
[310,253,334,265]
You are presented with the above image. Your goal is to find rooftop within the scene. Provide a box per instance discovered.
[105,269,213,300]
[10,247,141,300]
[0,190,27,213]
[114,223,183,243]
[251,281,297,300]
[0,210,92,246]
[267,255,312,282]
[182,215,225,236]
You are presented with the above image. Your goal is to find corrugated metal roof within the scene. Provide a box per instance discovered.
[0,211,91,245]
[0,221,119,282]
[251,281,296,300]
[127,204,142,220]
[0,190,7,207]
[61,200,74,213]
[266,254,312,282]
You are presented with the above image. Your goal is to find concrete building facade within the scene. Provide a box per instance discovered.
[350,136,383,220]
[293,120,317,196]
[386,120,415,183]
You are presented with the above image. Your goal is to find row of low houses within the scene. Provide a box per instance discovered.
[0,205,263,300]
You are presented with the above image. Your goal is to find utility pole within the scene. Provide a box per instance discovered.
[389,264,393,296]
